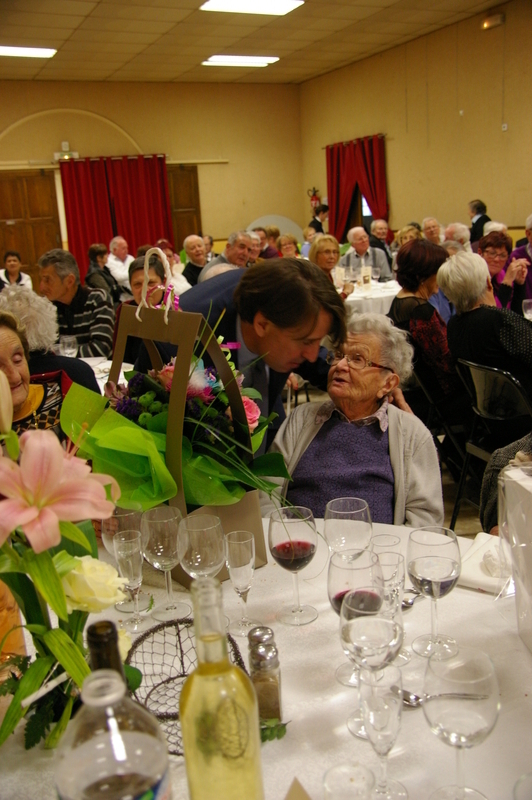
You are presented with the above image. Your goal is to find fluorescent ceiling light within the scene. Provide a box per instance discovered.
[200,0,303,15]
[203,55,279,68]
[0,46,56,59]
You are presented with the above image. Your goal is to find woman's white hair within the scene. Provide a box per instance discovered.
[437,252,489,314]
[347,312,413,384]
[0,285,58,351]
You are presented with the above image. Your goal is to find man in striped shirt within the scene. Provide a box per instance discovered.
[38,249,115,359]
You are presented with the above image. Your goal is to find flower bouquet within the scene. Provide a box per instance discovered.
[0,372,137,750]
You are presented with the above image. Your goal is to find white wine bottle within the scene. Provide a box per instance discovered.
[180,577,265,800]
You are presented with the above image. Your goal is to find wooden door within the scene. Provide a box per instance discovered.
[166,165,202,252]
[0,170,61,289]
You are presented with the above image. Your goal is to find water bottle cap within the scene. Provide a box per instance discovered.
[81,669,126,706]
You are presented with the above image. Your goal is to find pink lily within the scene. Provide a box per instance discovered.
[0,429,119,554]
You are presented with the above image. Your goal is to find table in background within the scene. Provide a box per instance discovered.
[3,523,532,800]
[344,280,400,316]
[81,356,133,392]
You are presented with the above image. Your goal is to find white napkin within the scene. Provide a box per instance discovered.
[458,532,506,594]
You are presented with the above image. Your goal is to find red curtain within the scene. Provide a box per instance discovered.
[60,155,173,282]
[105,155,173,254]
[59,158,114,282]
[326,135,389,242]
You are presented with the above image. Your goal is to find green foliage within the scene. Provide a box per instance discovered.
[42,629,90,689]
[260,718,288,743]
[124,663,142,693]
[58,521,92,554]
[22,549,68,622]
[0,655,55,746]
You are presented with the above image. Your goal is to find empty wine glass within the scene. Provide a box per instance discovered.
[114,530,150,633]
[268,506,318,626]
[59,334,78,358]
[225,530,260,637]
[406,526,461,658]
[327,549,383,686]
[101,504,152,613]
[371,534,402,555]
[324,497,372,553]
[423,646,500,800]
[141,506,190,622]
[378,552,410,665]
[178,514,226,580]
[371,265,381,281]
[360,665,407,800]
[323,763,375,799]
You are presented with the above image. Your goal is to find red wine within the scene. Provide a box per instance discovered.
[341,589,382,618]
[271,540,316,572]
[330,590,349,615]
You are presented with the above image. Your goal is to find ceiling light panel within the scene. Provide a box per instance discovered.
[200,0,304,16]
[0,45,56,57]
[202,54,279,66]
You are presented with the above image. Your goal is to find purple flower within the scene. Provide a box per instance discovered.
[115,396,142,421]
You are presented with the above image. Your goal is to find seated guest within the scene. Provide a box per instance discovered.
[437,251,532,399]
[422,217,443,245]
[248,232,262,265]
[509,213,532,298]
[340,227,391,280]
[444,223,472,252]
[38,249,115,359]
[309,235,353,299]
[369,219,393,268]
[0,285,100,393]
[252,227,278,260]
[198,231,252,282]
[106,236,134,296]
[391,225,423,273]
[182,235,207,286]
[300,226,316,258]
[277,234,300,259]
[478,231,527,313]
[155,238,183,277]
[85,243,122,309]
[0,311,65,437]
[480,432,532,536]
[261,313,443,525]
[387,239,462,401]
[113,256,166,365]
[1,251,33,291]
[266,226,281,254]
[203,235,218,263]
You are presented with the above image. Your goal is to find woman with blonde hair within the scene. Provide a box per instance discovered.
[309,234,353,299]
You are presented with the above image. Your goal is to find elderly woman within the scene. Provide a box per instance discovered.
[0,311,64,437]
[308,234,354,299]
[477,231,527,313]
[261,313,443,525]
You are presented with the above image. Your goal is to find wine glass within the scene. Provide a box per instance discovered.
[423,646,500,799]
[141,506,191,622]
[378,552,410,666]
[225,530,260,637]
[101,504,152,613]
[406,526,461,658]
[59,334,78,358]
[323,763,375,799]
[522,299,532,321]
[371,265,381,281]
[178,514,226,580]
[113,530,150,633]
[360,665,407,800]
[324,497,372,553]
[268,506,318,626]
[370,534,402,555]
[327,549,383,686]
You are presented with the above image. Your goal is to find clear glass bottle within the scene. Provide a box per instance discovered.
[55,670,171,800]
[180,577,265,800]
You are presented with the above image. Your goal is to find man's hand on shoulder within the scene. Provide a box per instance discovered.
[388,387,412,414]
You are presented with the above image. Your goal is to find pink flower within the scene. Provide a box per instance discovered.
[242,396,261,432]
[0,429,119,554]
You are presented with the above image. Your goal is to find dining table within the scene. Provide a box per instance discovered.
[80,356,133,392]
[2,521,531,800]
[344,280,400,317]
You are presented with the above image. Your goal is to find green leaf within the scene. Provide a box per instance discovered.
[44,693,74,750]
[124,664,142,693]
[58,521,92,554]
[0,555,25,574]
[23,549,68,622]
[240,387,262,400]
[251,452,291,479]
[52,550,78,578]
[0,655,55,746]
[24,695,55,749]
[42,629,90,688]
[25,624,48,636]
[3,429,20,461]
[0,573,47,628]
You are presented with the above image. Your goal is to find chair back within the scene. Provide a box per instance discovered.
[457,360,532,422]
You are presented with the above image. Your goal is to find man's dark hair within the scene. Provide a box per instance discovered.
[3,251,21,263]
[234,257,346,347]
[38,248,80,285]
[396,239,448,292]
[478,231,512,255]
[136,244,152,258]
[469,199,487,215]
[204,235,214,246]
[128,255,165,283]
[315,204,329,215]
[252,227,267,235]
[88,243,107,262]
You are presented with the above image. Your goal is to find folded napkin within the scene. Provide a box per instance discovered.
[458,532,508,593]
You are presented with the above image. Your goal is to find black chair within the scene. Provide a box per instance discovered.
[450,360,532,530]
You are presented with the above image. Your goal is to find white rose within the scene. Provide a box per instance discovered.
[117,628,132,660]
[62,556,127,613]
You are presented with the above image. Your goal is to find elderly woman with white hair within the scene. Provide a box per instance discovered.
[437,251,532,399]
[261,312,443,525]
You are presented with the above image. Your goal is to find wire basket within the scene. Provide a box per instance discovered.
[125,618,247,756]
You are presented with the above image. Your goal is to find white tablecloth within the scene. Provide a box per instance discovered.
[80,357,133,392]
[3,522,532,800]
[344,281,400,317]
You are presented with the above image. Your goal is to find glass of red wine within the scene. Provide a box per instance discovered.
[268,506,318,626]
[327,549,383,686]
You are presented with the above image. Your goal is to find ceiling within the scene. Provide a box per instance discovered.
[0,0,500,84]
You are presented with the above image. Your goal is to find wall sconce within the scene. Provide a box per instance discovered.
[481,13,505,30]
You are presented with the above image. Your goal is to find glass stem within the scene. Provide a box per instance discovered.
[431,597,439,643]
[456,748,465,799]
[377,754,389,792]
[165,570,174,609]
[292,573,301,612]
[133,588,140,623]
[239,590,249,622]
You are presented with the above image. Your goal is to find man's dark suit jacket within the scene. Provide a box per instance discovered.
[470,214,491,245]
[369,235,393,267]
[135,269,330,445]
[308,218,324,234]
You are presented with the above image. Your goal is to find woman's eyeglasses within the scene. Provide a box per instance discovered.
[326,350,392,372]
